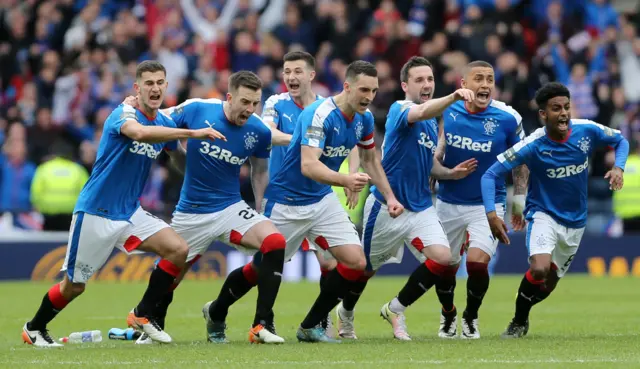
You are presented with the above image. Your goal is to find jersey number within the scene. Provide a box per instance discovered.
[238,207,256,220]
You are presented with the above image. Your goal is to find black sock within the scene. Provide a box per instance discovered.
[253,249,284,327]
[514,272,552,324]
[300,268,349,329]
[29,285,69,331]
[397,261,442,307]
[319,272,329,290]
[435,273,457,313]
[210,265,256,322]
[155,290,174,330]
[135,261,179,319]
[465,262,490,319]
[341,280,368,311]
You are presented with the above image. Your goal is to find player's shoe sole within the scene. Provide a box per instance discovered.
[249,324,285,344]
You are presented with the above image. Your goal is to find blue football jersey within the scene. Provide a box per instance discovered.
[169,98,272,213]
[438,100,524,205]
[261,92,322,180]
[372,100,438,212]
[494,120,626,228]
[74,104,176,220]
[266,98,375,205]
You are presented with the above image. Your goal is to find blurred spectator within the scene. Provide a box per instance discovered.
[613,139,640,233]
[0,0,637,233]
[0,123,36,214]
[30,140,88,231]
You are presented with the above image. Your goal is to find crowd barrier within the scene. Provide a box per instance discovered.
[1,232,639,281]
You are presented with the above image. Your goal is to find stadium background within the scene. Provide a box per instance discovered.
[0,0,639,282]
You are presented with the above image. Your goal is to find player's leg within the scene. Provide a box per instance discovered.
[504,215,582,338]
[434,200,469,337]
[311,244,337,336]
[297,194,365,343]
[236,218,287,344]
[124,209,188,343]
[24,213,124,347]
[460,203,506,339]
[381,206,454,340]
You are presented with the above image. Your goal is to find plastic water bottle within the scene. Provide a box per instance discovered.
[59,330,102,343]
[108,328,142,341]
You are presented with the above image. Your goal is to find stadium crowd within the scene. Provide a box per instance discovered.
[0,0,639,233]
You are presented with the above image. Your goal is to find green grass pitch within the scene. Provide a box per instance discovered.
[1,276,639,368]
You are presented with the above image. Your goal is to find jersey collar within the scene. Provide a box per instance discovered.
[544,122,573,143]
[331,97,355,123]
[464,100,491,115]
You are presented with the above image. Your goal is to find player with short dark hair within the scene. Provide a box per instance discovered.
[333,56,477,340]
[129,70,287,344]
[22,60,224,347]
[199,51,343,340]
[433,60,529,339]
[481,82,628,338]
[265,60,403,343]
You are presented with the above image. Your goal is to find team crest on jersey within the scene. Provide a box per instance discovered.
[483,118,498,136]
[355,121,364,141]
[244,132,259,150]
[578,136,591,154]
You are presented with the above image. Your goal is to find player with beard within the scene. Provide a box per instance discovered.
[333,56,478,340]
[433,60,529,339]
[22,61,224,347]
[481,82,628,338]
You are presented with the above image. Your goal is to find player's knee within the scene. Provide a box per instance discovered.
[69,282,86,297]
[427,246,452,266]
[529,266,549,281]
[348,257,367,272]
[166,238,189,267]
[318,257,337,271]
[260,232,286,254]
[466,260,489,277]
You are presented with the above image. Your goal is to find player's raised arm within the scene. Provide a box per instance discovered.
[261,96,293,146]
[585,120,630,191]
[431,157,478,180]
[300,145,369,190]
[407,88,474,124]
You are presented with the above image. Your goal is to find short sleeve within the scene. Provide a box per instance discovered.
[301,108,328,149]
[254,126,272,159]
[496,134,536,171]
[109,104,138,136]
[507,110,524,147]
[357,110,376,150]
[585,120,625,148]
[167,99,201,129]
[386,101,414,132]
[261,95,279,127]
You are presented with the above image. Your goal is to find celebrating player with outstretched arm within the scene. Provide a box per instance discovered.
[481,82,628,338]
[332,56,477,341]
[433,60,529,339]
[21,60,225,347]
[134,71,288,345]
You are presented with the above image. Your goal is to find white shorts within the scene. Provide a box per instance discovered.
[436,199,505,264]
[62,207,170,283]
[526,211,585,277]
[262,193,360,262]
[171,201,269,263]
[362,194,449,271]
